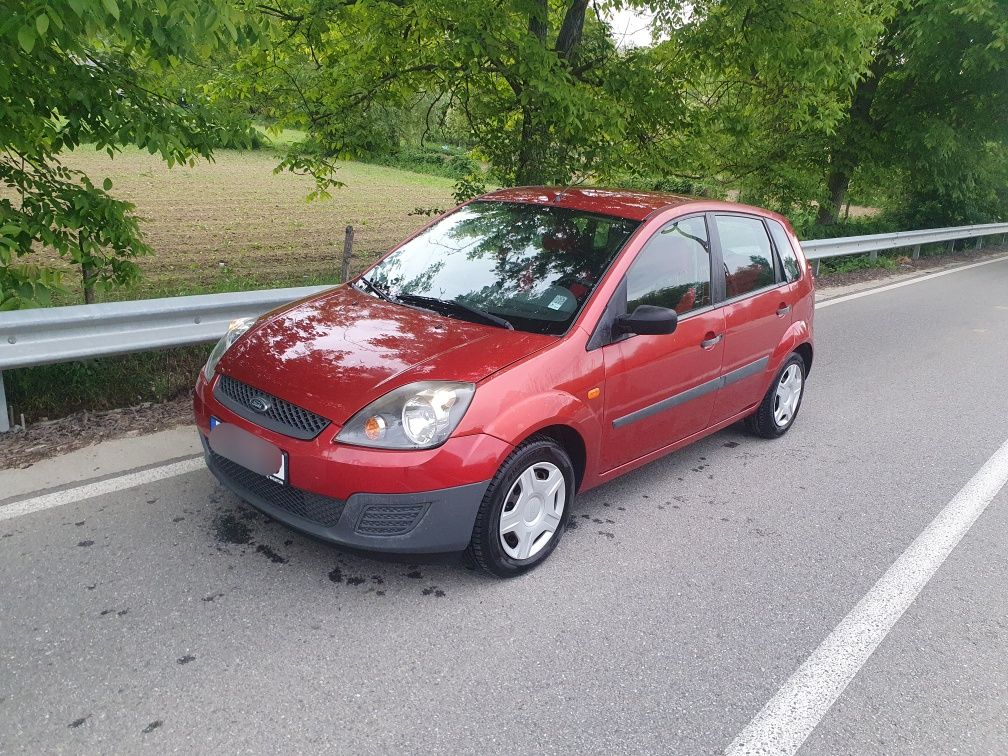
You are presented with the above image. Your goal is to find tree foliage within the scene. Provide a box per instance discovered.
[230,0,686,194]
[633,0,894,209]
[0,0,257,308]
[3,0,1006,313]
[813,0,1008,224]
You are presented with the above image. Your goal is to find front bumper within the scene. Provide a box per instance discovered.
[201,434,490,553]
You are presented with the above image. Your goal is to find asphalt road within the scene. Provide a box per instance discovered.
[2,257,1008,754]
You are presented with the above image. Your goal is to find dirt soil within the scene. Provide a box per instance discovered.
[814,247,1006,288]
[1,396,193,471]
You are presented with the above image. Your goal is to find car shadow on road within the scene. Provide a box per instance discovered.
[196,421,773,596]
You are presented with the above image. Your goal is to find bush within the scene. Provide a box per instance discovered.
[364,145,478,180]
[609,173,718,197]
[794,214,903,240]
[5,346,210,423]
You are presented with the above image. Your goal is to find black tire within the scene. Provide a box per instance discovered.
[745,352,807,439]
[467,436,575,578]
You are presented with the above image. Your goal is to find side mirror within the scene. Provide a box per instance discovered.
[614,305,678,337]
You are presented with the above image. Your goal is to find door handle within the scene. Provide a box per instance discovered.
[700,333,722,350]
[776,304,791,317]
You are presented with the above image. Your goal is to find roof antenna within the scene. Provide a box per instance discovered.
[553,187,569,203]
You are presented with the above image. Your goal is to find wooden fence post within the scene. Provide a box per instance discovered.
[341,225,354,283]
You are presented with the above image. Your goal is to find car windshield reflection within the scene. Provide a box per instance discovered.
[363,201,640,335]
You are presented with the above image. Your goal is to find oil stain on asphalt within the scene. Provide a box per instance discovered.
[212,513,252,546]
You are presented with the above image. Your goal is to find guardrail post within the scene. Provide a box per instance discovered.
[869,249,878,262]
[975,236,983,251]
[912,244,921,260]
[947,240,955,254]
[0,371,9,433]
[813,259,821,276]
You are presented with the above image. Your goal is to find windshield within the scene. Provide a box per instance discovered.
[362,201,640,335]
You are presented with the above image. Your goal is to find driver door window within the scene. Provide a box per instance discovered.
[626,216,712,315]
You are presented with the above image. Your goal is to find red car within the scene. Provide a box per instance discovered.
[195,188,814,576]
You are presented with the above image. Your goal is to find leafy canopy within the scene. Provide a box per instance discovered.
[0,0,257,308]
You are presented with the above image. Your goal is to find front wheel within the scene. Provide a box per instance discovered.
[468,436,574,577]
[745,353,806,438]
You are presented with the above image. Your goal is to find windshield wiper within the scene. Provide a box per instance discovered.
[357,275,395,303]
[395,294,514,330]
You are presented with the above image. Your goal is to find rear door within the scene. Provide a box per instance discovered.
[598,215,725,472]
[708,213,794,425]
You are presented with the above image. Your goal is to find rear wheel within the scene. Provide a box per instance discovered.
[745,353,806,438]
[468,436,574,577]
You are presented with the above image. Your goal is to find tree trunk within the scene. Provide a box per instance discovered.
[817,169,852,225]
[818,53,887,224]
[515,104,544,184]
[513,0,590,185]
[556,0,590,58]
[79,235,97,304]
[514,0,549,185]
[82,262,97,304]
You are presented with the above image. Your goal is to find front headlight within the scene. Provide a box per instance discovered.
[336,381,476,450]
[203,317,256,381]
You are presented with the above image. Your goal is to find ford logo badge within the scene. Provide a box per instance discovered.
[249,396,272,414]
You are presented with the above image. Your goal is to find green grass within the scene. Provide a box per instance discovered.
[253,123,308,149]
[818,254,900,275]
[5,347,210,423]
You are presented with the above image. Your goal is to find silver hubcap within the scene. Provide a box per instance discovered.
[499,462,566,560]
[774,363,803,427]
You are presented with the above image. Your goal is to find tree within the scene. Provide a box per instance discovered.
[815,0,1008,225]
[0,0,257,308]
[232,0,683,194]
[636,0,894,212]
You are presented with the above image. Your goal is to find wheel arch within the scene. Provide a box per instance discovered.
[524,424,588,492]
[794,341,814,376]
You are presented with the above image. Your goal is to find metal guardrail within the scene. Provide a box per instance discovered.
[0,286,329,431]
[802,222,1008,262]
[1,222,1006,432]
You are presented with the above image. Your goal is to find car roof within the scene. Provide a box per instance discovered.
[478,186,782,224]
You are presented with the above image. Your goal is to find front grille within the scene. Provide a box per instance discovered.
[215,375,330,440]
[355,503,428,536]
[207,448,345,528]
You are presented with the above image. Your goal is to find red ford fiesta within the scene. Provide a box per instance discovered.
[194,188,814,576]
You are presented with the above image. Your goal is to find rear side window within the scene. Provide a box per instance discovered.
[626,216,711,315]
[714,215,776,297]
[766,219,802,282]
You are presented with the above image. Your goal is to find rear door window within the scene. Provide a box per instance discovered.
[626,216,712,315]
[766,219,802,282]
[714,215,777,298]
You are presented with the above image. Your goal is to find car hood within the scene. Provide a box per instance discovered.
[217,285,555,425]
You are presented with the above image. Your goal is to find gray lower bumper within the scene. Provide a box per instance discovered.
[201,435,489,554]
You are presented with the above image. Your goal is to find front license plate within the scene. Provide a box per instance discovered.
[209,419,287,484]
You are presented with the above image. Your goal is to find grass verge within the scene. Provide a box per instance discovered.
[4,346,210,426]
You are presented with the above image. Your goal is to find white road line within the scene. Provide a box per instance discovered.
[724,435,1008,756]
[816,254,1008,309]
[0,457,205,522]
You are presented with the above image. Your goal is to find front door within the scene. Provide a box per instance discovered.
[600,215,725,472]
[708,213,795,424]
